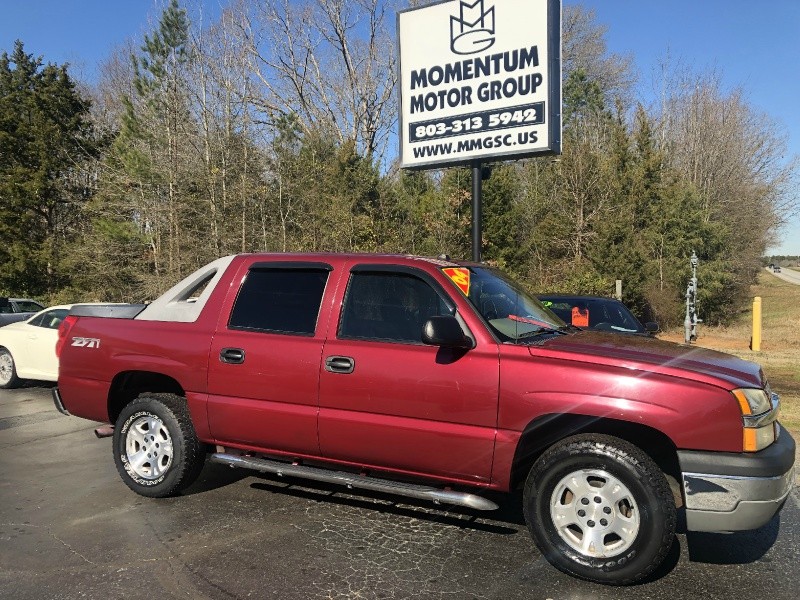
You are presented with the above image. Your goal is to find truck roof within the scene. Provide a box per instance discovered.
[135,253,476,323]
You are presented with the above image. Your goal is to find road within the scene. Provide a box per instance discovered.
[768,266,800,285]
[1,386,799,600]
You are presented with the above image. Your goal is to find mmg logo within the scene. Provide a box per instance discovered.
[450,0,496,55]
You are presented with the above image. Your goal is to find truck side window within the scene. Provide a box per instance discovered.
[229,268,329,335]
[339,272,453,343]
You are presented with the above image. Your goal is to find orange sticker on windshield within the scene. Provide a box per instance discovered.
[571,306,589,327]
[443,267,471,296]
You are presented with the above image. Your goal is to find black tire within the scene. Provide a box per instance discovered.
[113,393,206,498]
[523,434,676,585]
[0,347,21,389]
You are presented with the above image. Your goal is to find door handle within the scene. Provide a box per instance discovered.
[325,355,355,374]
[220,347,245,364]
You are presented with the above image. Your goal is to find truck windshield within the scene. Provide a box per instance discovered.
[441,266,565,342]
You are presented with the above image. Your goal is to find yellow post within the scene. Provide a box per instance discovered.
[752,297,762,352]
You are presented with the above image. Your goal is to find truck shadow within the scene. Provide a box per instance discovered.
[643,509,782,583]
[180,459,525,535]
[684,515,781,565]
[246,470,527,535]
[184,463,786,575]
[181,461,250,495]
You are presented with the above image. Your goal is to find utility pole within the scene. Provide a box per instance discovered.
[684,251,701,343]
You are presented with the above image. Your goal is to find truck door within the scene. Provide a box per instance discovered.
[207,262,332,455]
[318,265,499,483]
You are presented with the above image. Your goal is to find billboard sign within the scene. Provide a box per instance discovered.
[398,0,561,169]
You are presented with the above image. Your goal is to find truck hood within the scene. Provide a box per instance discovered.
[530,331,763,390]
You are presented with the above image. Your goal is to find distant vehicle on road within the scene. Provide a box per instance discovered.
[0,297,45,327]
[774,265,782,273]
[538,294,658,335]
[0,305,71,388]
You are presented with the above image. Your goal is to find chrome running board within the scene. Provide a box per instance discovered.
[210,452,499,511]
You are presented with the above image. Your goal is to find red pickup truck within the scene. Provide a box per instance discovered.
[54,253,795,585]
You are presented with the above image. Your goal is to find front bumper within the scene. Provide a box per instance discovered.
[678,425,796,532]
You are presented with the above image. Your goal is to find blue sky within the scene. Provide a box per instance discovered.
[1,0,798,255]
[578,0,800,256]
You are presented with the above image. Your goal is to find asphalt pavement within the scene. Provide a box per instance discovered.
[1,386,799,600]
[768,266,800,285]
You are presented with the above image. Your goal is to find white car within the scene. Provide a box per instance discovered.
[0,305,72,388]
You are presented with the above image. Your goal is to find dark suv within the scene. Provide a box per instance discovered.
[0,297,45,327]
[538,295,658,335]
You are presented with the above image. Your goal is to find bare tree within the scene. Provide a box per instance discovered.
[562,5,635,107]
[656,68,798,248]
[229,0,398,161]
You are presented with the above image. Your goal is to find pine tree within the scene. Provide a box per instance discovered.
[91,0,196,299]
[0,41,97,297]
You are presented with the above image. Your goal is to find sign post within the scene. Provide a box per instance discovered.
[397,0,562,262]
[472,161,482,261]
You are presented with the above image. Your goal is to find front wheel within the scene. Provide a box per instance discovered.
[523,434,676,585]
[0,348,21,389]
[113,393,206,498]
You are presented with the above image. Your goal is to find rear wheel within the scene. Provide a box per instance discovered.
[0,348,21,389]
[523,434,676,585]
[113,393,206,498]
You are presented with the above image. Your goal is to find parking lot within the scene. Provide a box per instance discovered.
[1,385,799,600]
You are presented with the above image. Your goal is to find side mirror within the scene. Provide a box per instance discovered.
[422,315,473,349]
[645,322,659,334]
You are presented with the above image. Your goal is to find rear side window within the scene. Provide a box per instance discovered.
[229,268,329,335]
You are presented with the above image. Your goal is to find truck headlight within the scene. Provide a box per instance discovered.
[732,388,771,415]
[732,388,779,452]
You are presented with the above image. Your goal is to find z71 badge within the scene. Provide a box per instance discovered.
[71,337,101,348]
